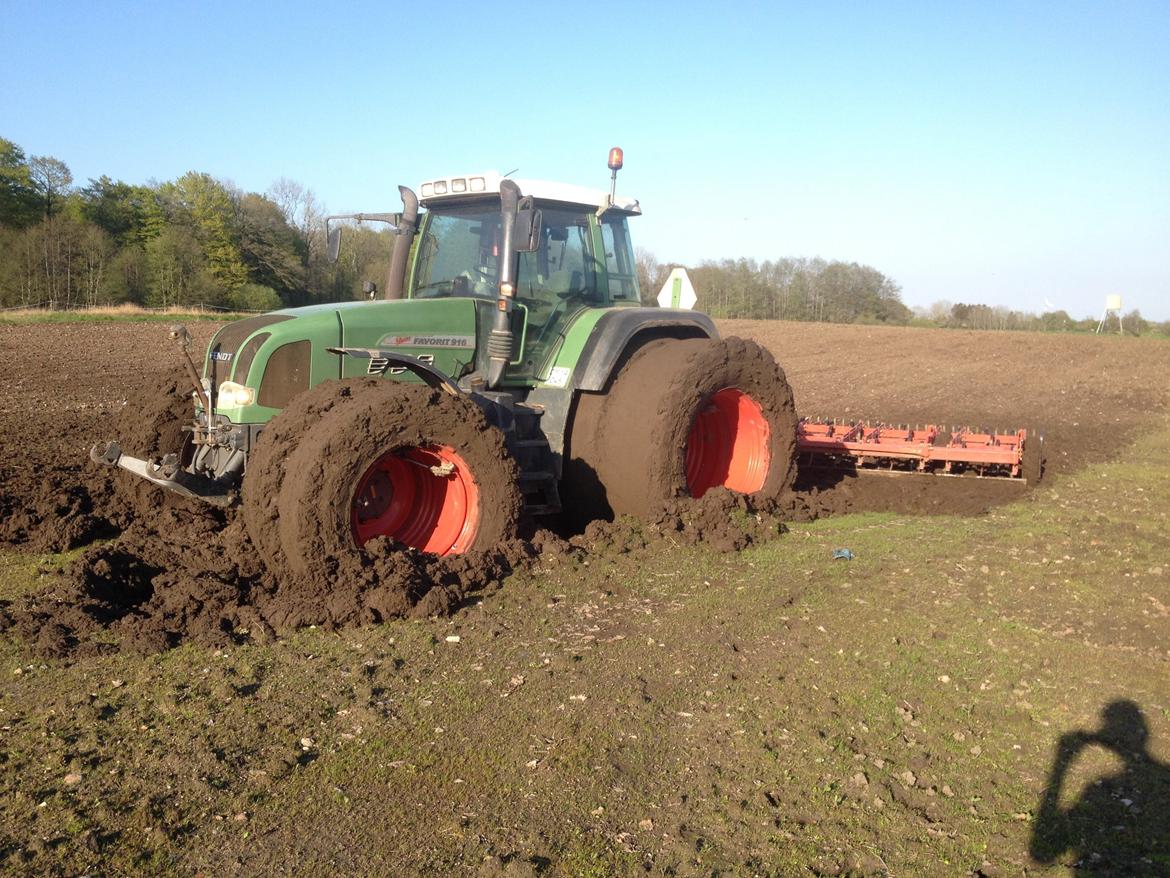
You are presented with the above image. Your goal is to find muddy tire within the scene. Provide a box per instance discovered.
[566,336,798,519]
[241,378,361,574]
[1022,430,1045,486]
[243,378,522,582]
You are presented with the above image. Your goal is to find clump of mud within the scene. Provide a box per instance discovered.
[0,502,536,659]
[0,487,794,659]
[0,367,199,554]
[0,477,112,553]
[649,487,793,551]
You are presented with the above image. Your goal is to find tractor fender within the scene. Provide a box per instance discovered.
[526,308,718,459]
[570,308,718,392]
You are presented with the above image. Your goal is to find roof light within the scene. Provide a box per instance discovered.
[607,147,624,171]
[469,176,486,192]
[433,180,448,195]
[421,182,434,197]
[451,178,467,193]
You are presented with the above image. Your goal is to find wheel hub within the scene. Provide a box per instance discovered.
[685,388,771,497]
[351,444,480,555]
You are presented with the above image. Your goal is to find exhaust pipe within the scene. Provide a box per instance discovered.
[385,185,419,300]
[486,179,521,388]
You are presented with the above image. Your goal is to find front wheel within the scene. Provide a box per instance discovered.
[243,378,521,583]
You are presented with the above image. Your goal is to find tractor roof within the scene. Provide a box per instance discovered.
[418,171,641,216]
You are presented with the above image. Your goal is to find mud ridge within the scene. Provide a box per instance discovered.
[0,486,799,659]
[0,503,539,658]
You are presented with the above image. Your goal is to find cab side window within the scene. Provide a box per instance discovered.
[601,216,640,300]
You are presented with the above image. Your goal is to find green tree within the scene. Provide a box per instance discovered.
[235,192,306,298]
[0,137,39,228]
[28,155,73,218]
[1039,310,1074,331]
[161,172,248,292]
[100,245,150,304]
[79,176,155,245]
[226,282,282,311]
[145,225,216,307]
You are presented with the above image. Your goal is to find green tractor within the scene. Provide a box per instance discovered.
[92,151,797,581]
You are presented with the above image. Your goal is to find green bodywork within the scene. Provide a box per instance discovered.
[203,201,646,425]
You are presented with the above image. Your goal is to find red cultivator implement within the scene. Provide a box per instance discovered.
[797,419,1042,483]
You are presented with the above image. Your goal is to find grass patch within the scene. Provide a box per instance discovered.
[0,420,1168,875]
[0,304,250,325]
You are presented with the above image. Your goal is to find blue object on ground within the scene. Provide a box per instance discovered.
[832,548,854,561]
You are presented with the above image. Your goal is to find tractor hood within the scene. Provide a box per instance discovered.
[204,298,483,419]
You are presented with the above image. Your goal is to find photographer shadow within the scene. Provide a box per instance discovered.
[1031,700,1170,875]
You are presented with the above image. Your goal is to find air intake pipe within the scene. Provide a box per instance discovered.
[385,185,418,300]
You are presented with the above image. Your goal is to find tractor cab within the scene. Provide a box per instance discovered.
[406,172,642,381]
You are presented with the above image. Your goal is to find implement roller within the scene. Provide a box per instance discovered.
[797,419,1043,483]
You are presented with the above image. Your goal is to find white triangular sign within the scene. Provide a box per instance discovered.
[656,267,697,310]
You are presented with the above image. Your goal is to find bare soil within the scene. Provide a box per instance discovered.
[719,319,1167,478]
[1,319,1169,876]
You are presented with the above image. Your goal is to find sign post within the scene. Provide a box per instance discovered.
[656,268,697,310]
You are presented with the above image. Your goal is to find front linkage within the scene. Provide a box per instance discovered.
[90,328,479,509]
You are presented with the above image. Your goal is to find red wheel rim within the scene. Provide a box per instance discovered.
[685,388,771,497]
[350,444,480,556]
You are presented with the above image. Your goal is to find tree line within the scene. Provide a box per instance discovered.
[635,250,1167,336]
[636,251,912,324]
[3,134,1164,335]
[909,300,1161,336]
[0,135,393,311]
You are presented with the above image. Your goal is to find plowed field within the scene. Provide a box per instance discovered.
[1,318,1168,877]
[2,319,1165,557]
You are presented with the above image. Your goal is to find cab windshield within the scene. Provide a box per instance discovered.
[411,204,599,302]
[410,202,639,378]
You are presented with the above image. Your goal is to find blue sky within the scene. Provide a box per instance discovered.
[4,1,1167,319]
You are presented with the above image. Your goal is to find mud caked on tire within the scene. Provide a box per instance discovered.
[1022,430,1045,486]
[567,337,798,519]
[243,378,522,582]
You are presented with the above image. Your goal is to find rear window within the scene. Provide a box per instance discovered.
[601,215,639,300]
[258,340,311,408]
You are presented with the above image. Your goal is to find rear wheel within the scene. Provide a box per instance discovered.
[243,378,521,582]
[566,336,797,519]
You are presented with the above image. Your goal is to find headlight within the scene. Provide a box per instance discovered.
[217,381,256,407]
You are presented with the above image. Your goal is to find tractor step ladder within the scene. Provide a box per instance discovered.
[510,403,563,516]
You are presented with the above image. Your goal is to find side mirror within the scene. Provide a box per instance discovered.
[327,225,342,263]
[513,199,542,253]
[362,280,377,300]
